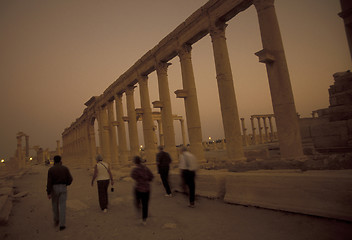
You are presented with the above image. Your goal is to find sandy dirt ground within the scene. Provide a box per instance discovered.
[0,164,351,240]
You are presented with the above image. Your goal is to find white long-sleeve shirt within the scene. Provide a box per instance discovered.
[179,151,198,171]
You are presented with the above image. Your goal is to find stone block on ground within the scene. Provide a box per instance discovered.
[169,170,227,199]
[224,170,352,222]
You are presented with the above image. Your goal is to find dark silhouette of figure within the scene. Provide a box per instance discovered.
[131,156,154,225]
[46,155,73,231]
[156,146,172,196]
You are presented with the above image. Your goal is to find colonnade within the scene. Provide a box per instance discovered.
[62,0,304,168]
[245,114,277,145]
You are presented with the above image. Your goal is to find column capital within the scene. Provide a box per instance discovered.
[156,61,171,74]
[178,44,192,61]
[138,75,149,85]
[209,22,228,40]
[253,0,275,12]
[126,85,136,95]
[116,92,123,99]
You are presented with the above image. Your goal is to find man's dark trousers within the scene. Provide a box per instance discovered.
[159,167,171,195]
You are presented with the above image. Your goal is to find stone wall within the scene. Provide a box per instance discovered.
[299,71,352,151]
[165,169,352,222]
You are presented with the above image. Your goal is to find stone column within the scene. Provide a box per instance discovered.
[250,117,257,145]
[339,0,352,62]
[87,121,97,167]
[240,118,248,146]
[180,119,187,147]
[155,62,177,160]
[115,93,129,165]
[25,135,29,159]
[210,23,245,162]
[107,100,119,169]
[254,0,304,159]
[126,86,140,158]
[98,105,111,165]
[157,119,164,146]
[56,140,61,155]
[268,116,274,142]
[75,128,80,164]
[262,117,269,143]
[257,117,263,144]
[176,44,205,162]
[16,135,23,168]
[138,75,157,162]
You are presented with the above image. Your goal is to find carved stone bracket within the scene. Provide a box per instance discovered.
[152,100,163,108]
[174,89,188,98]
[255,49,275,63]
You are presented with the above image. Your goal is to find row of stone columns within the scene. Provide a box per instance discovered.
[62,0,305,166]
[240,115,277,146]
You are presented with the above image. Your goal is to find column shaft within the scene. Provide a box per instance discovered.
[254,0,304,159]
[97,106,112,165]
[157,120,164,146]
[16,136,23,168]
[88,122,97,167]
[263,117,269,142]
[240,118,248,146]
[115,93,129,165]
[268,116,274,142]
[180,119,187,147]
[139,75,157,162]
[250,117,257,145]
[178,44,205,162]
[107,100,119,168]
[210,23,245,162]
[25,136,29,159]
[156,62,177,160]
[257,117,263,144]
[126,86,139,158]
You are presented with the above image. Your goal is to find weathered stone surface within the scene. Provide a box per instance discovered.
[169,169,227,199]
[0,187,13,196]
[162,223,177,229]
[66,199,89,211]
[0,195,12,225]
[224,170,352,222]
[12,191,28,198]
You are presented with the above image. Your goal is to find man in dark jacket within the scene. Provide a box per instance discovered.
[131,156,154,225]
[46,155,73,231]
[156,146,172,196]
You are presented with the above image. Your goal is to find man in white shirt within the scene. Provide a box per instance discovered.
[178,147,198,207]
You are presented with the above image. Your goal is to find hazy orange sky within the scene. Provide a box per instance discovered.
[0,0,350,160]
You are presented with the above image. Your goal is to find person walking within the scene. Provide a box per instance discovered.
[156,145,172,197]
[179,147,198,208]
[46,155,73,231]
[91,155,114,213]
[131,156,154,225]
